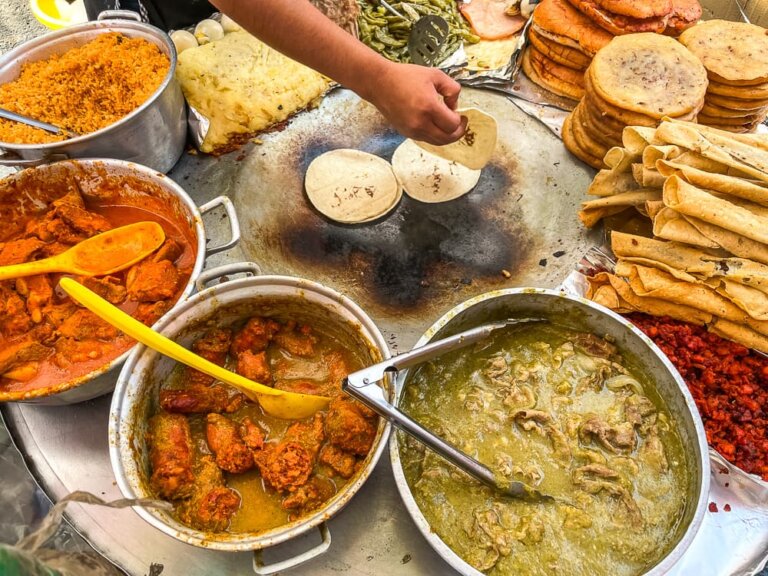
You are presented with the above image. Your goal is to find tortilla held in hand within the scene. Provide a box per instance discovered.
[415,108,498,170]
[305,149,402,223]
[392,139,482,204]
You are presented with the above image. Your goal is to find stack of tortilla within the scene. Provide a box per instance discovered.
[563,33,708,169]
[679,20,768,134]
[578,118,768,352]
[566,0,700,37]
[521,0,612,100]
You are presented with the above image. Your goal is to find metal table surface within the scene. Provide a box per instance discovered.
[1,88,601,575]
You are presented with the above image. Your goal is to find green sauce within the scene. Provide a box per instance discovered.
[399,323,689,576]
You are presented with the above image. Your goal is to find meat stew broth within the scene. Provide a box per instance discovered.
[399,323,690,576]
[147,315,378,534]
[0,166,196,398]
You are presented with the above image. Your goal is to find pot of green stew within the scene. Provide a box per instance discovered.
[390,288,709,576]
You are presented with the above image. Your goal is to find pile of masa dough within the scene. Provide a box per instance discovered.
[176,30,332,154]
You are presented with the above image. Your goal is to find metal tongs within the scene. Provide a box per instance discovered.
[344,318,556,502]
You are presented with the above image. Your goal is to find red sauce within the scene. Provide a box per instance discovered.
[0,195,197,398]
[627,313,768,481]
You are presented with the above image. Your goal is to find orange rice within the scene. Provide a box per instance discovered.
[0,32,170,144]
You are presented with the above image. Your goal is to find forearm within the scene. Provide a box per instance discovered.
[209,0,391,101]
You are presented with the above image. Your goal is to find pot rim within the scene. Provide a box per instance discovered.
[389,287,711,576]
[109,273,393,551]
[0,158,206,402]
[0,18,177,151]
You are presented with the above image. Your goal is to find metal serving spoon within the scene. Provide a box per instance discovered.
[377,0,451,66]
[0,221,165,281]
[59,277,331,420]
[344,318,557,502]
[0,107,78,139]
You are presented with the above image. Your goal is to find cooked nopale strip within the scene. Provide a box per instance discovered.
[654,122,768,182]
[683,216,768,266]
[710,318,768,354]
[656,160,768,206]
[679,20,768,85]
[652,208,720,248]
[664,176,768,244]
[589,33,708,119]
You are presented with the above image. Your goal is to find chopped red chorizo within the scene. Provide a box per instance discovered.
[236,350,272,383]
[147,413,195,500]
[230,317,281,356]
[325,397,377,456]
[160,384,244,414]
[206,413,254,473]
[628,313,768,481]
[126,259,179,302]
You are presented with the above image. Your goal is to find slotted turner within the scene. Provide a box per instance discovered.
[377,0,451,66]
[344,318,556,502]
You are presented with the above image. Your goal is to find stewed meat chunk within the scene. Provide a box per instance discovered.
[230,317,280,356]
[147,413,195,500]
[206,414,254,474]
[325,397,377,456]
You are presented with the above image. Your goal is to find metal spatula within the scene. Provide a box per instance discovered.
[344,318,556,502]
[377,0,451,66]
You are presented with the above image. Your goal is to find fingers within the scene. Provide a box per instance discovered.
[434,71,461,111]
[424,115,467,145]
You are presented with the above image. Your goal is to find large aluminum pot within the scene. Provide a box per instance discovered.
[390,288,710,576]
[0,11,186,173]
[0,158,239,404]
[110,266,392,575]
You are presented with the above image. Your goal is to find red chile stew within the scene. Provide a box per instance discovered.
[147,315,379,533]
[0,165,196,398]
[628,313,768,480]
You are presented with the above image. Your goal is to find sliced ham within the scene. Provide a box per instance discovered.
[460,0,527,40]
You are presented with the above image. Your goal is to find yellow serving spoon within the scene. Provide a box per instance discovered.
[0,221,165,281]
[59,277,330,420]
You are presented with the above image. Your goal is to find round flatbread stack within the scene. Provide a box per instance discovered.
[563,33,707,169]
[564,0,701,37]
[680,20,768,134]
[305,149,402,223]
[391,139,481,203]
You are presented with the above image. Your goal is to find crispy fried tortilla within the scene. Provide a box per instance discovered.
[392,139,481,203]
[663,176,768,244]
[656,160,768,206]
[415,108,497,170]
[304,149,402,223]
[651,207,720,248]
[683,216,768,265]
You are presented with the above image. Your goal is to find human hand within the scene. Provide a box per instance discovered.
[363,61,467,145]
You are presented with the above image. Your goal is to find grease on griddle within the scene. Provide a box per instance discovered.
[284,162,530,310]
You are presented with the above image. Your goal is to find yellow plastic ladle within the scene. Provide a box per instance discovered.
[59,277,330,420]
[0,221,166,281]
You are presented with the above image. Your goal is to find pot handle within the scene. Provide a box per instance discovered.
[194,262,261,292]
[0,152,68,167]
[97,10,143,21]
[252,523,331,576]
[198,195,241,257]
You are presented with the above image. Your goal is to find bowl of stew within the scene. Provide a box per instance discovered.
[109,268,391,571]
[0,159,238,404]
[391,288,710,576]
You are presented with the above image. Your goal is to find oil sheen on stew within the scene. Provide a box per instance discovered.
[0,184,195,397]
[399,323,689,576]
[146,315,379,533]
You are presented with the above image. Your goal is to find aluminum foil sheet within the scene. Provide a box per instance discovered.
[561,248,768,576]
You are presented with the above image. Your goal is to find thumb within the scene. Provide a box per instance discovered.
[433,71,461,110]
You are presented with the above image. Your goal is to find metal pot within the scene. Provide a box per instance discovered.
[0,11,186,173]
[109,266,392,575]
[390,288,711,576]
[1,158,239,404]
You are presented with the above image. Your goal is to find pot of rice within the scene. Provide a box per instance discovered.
[0,11,186,173]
